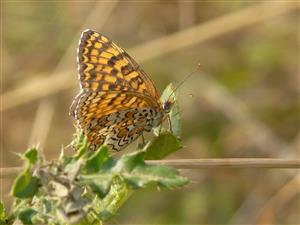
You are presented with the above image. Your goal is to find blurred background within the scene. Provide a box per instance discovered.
[1,1,299,224]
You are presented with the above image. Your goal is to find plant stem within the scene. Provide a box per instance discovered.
[92,178,133,222]
[147,158,300,169]
[1,158,299,179]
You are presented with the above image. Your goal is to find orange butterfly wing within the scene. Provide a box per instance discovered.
[70,30,164,150]
[77,29,160,99]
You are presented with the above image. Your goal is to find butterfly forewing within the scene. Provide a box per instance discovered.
[77,30,160,99]
[71,29,164,151]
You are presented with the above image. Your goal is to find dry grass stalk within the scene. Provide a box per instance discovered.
[1,158,299,179]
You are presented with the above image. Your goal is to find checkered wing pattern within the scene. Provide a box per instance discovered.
[77,29,160,98]
[70,29,164,151]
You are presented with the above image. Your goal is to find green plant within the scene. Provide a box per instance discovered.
[1,84,188,225]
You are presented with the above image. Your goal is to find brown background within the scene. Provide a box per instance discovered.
[1,1,299,224]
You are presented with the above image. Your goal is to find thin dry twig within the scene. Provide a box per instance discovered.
[148,158,300,169]
[1,2,298,111]
[131,2,299,62]
[255,137,300,223]
[255,174,300,224]
[28,98,56,148]
[229,133,300,224]
[1,158,299,179]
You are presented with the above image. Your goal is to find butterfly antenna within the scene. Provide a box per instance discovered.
[167,63,202,100]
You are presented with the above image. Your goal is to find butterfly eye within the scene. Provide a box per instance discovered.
[163,101,173,113]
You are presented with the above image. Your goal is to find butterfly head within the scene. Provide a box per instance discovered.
[161,64,201,115]
[162,98,175,114]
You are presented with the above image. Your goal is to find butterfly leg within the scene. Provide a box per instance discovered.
[137,133,146,149]
[167,114,173,134]
[64,142,76,152]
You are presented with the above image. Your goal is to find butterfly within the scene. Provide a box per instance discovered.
[70,29,175,151]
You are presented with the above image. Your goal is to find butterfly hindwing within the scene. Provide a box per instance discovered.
[70,90,160,131]
[73,98,160,151]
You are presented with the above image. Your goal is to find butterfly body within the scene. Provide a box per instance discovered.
[70,29,172,151]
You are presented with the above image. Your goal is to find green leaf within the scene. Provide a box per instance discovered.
[81,149,188,199]
[18,208,38,224]
[81,174,114,198]
[160,83,175,105]
[158,83,181,137]
[42,199,52,213]
[81,152,144,198]
[59,154,73,169]
[11,169,39,198]
[8,128,188,224]
[169,94,181,138]
[95,179,133,221]
[0,202,6,222]
[113,151,145,173]
[85,145,109,174]
[97,210,113,221]
[125,164,188,189]
[64,158,83,181]
[23,148,38,165]
[144,132,182,160]
[73,129,89,159]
